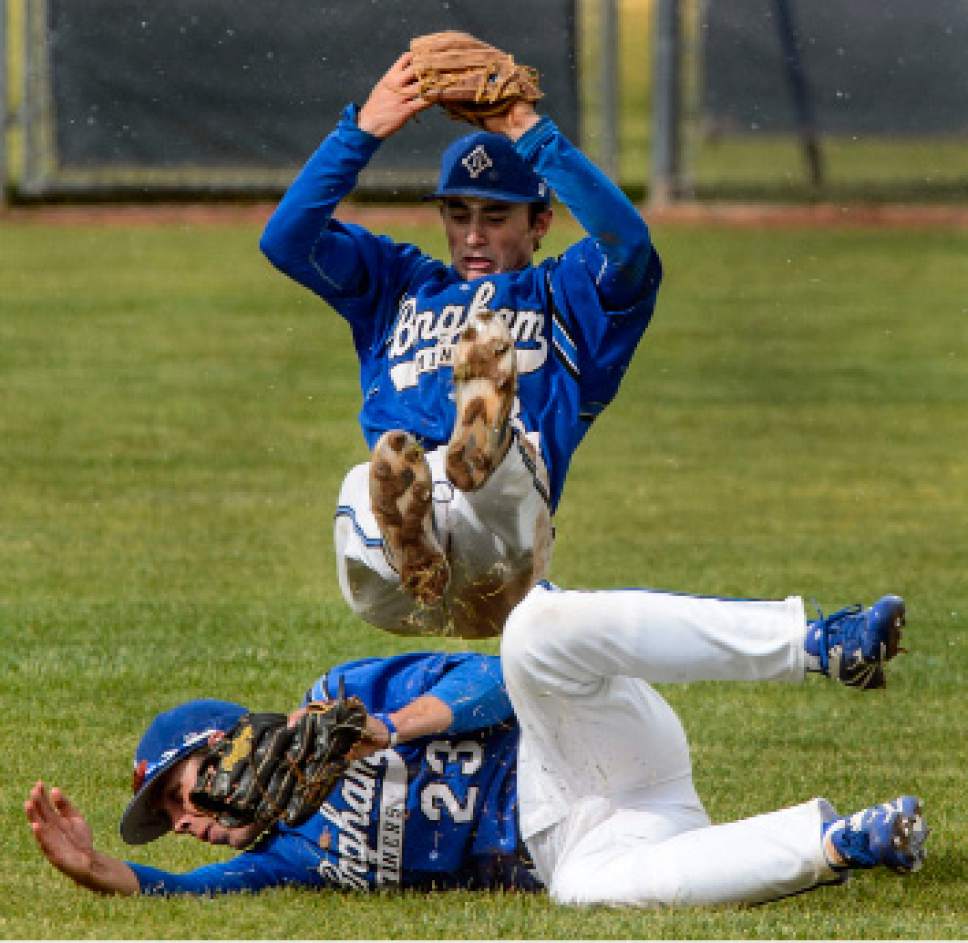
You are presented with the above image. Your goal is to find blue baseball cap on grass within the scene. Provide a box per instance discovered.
[119,698,247,845]
[426,131,550,204]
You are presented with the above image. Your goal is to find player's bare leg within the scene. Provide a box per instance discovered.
[446,310,516,491]
[369,430,449,606]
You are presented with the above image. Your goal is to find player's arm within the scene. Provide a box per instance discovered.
[127,841,314,897]
[376,656,512,742]
[382,692,455,740]
[258,107,379,298]
[361,659,512,759]
[26,781,329,898]
[302,658,510,764]
[312,654,513,756]
[501,104,655,310]
[351,692,456,760]
[259,53,431,300]
[25,781,140,896]
[286,691,454,762]
[425,655,513,733]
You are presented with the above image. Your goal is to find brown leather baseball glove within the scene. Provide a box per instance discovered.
[410,31,542,128]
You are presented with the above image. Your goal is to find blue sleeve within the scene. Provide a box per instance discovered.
[309,653,514,736]
[259,104,434,341]
[432,656,513,735]
[127,832,326,896]
[259,103,380,299]
[516,117,656,311]
[128,859,282,897]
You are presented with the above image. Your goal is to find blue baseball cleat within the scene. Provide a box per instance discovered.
[823,796,929,873]
[805,594,906,689]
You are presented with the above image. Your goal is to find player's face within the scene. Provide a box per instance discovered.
[156,752,263,850]
[441,198,552,280]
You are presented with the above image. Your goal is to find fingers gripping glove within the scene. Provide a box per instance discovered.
[190,690,368,829]
[410,31,542,128]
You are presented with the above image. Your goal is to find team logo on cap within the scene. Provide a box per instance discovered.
[132,759,148,794]
[461,145,493,179]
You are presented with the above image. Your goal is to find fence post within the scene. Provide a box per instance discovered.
[599,0,620,182]
[650,0,681,206]
[0,0,7,206]
[773,0,823,188]
[22,0,33,194]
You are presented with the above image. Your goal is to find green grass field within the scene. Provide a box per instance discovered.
[1,214,966,938]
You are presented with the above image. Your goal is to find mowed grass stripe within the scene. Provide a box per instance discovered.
[1,219,965,937]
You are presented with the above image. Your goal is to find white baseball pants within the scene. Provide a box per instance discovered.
[501,584,842,907]
[334,435,552,636]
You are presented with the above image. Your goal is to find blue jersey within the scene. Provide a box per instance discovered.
[261,106,661,510]
[127,652,536,896]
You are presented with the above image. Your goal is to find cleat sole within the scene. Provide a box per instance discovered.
[890,797,929,873]
[370,430,449,606]
[446,311,517,492]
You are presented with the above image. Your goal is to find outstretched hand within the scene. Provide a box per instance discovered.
[25,781,96,878]
[25,781,139,895]
[358,52,433,139]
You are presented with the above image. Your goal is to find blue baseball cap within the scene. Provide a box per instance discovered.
[426,132,550,204]
[119,698,247,845]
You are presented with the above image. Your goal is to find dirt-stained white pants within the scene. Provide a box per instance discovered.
[334,435,552,637]
[501,583,842,906]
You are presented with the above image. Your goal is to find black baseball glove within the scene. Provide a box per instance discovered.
[190,687,369,828]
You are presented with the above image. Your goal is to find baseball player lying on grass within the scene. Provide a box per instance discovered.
[260,34,662,638]
[27,585,927,904]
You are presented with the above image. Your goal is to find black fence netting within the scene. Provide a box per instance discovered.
[23,0,577,196]
[701,0,968,135]
[691,0,968,199]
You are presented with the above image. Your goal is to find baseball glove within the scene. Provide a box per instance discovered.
[410,31,542,128]
[189,687,369,829]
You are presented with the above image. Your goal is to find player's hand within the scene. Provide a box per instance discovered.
[287,706,309,727]
[359,52,433,139]
[25,781,138,895]
[345,714,391,763]
[26,781,96,876]
[480,101,541,140]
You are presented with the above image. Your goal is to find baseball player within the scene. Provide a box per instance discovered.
[26,584,927,903]
[260,46,662,637]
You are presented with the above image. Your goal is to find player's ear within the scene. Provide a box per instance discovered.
[531,207,552,251]
[534,207,552,236]
[531,206,552,244]
[207,730,226,747]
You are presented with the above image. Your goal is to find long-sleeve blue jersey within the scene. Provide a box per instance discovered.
[127,652,536,896]
[260,106,662,510]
